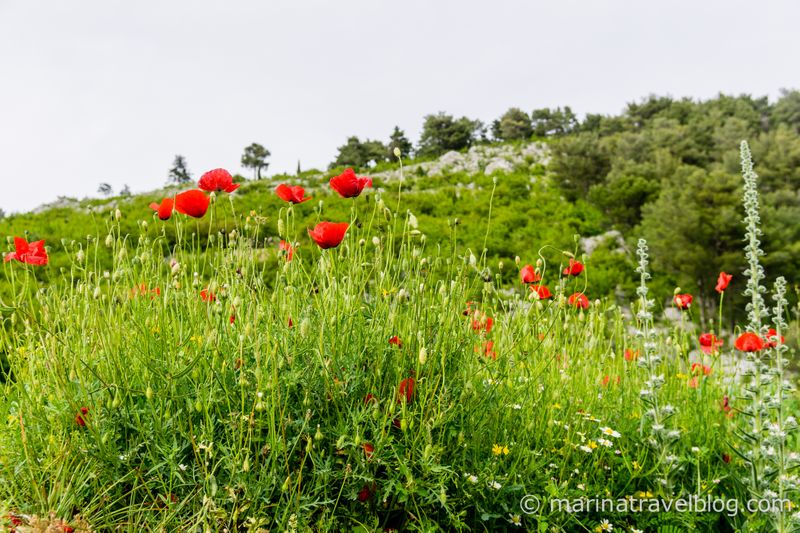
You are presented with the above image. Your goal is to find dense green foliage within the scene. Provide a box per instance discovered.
[548,92,800,323]
[416,113,484,157]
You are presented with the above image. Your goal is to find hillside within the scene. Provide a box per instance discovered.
[3,91,800,331]
[0,141,634,305]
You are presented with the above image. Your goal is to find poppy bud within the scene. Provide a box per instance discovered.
[114,208,122,221]
[469,253,477,266]
[515,256,521,265]
[76,249,85,263]
[372,236,381,246]
[242,456,250,472]
[673,287,682,295]
[419,346,427,365]
[359,238,366,246]
[314,424,323,441]
[105,234,114,247]
[536,259,543,268]
[277,218,285,236]
[141,220,148,229]
[393,147,402,158]
[93,287,102,300]
[146,386,153,400]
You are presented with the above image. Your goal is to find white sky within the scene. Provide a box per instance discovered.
[1,0,798,214]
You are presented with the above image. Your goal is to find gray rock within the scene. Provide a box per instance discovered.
[484,158,514,175]
[580,230,626,256]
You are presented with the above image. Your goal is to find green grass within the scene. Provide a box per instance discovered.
[0,163,798,532]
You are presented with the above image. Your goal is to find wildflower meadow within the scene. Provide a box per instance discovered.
[0,141,798,532]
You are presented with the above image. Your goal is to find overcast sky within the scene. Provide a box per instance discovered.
[1,0,798,214]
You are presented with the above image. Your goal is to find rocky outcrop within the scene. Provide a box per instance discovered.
[371,141,549,181]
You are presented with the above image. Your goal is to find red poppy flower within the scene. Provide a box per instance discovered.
[691,362,712,376]
[329,168,372,198]
[287,317,294,328]
[363,442,374,459]
[75,407,89,427]
[174,189,210,218]
[200,288,216,302]
[567,292,589,309]
[229,314,235,324]
[601,375,620,386]
[519,264,541,284]
[699,333,723,354]
[721,395,731,414]
[130,283,161,299]
[389,335,402,347]
[562,259,584,276]
[199,168,239,193]
[734,332,764,352]
[530,285,552,300]
[358,483,375,502]
[4,237,48,266]
[308,222,349,249]
[764,328,784,348]
[482,340,496,360]
[398,377,415,403]
[279,240,294,261]
[471,314,494,334]
[688,376,699,388]
[149,197,175,220]
[624,349,639,362]
[673,294,693,310]
[715,272,733,293]
[722,453,731,464]
[275,184,311,204]
[364,393,377,405]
